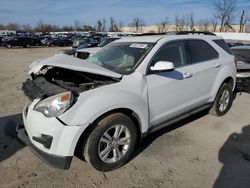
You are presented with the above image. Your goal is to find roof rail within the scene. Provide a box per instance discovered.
[135,32,167,36]
[133,31,216,37]
[175,31,216,36]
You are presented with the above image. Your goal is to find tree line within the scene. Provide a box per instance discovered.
[0,0,249,33]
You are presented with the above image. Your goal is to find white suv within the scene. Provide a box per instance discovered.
[18,32,236,171]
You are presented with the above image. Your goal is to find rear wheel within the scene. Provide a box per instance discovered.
[81,113,137,171]
[209,83,233,116]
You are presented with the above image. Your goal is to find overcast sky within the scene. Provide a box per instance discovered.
[0,0,249,26]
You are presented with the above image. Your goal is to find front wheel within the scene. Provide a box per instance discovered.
[209,83,233,116]
[81,113,137,171]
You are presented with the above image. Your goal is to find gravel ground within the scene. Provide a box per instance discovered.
[0,46,250,188]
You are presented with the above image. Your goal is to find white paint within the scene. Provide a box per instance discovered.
[215,32,250,41]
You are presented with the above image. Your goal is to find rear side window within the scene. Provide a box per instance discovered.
[213,39,233,55]
[185,40,219,64]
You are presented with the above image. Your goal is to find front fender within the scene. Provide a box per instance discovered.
[60,73,149,134]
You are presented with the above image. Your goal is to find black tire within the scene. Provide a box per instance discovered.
[81,113,137,171]
[209,83,233,116]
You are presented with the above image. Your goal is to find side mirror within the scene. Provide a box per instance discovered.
[150,61,175,72]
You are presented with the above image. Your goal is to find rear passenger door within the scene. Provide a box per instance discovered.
[184,39,220,102]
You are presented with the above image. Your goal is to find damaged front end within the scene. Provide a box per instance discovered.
[22,67,119,101]
[22,54,121,101]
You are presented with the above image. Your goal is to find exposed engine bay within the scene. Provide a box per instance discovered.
[22,67,119,100]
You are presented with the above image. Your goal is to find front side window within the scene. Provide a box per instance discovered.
[151,41,187,68]
[185,40,219,64]
[87,42,155,74]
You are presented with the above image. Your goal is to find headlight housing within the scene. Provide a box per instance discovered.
[34,91,73,118]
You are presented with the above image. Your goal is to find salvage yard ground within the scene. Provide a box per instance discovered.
[0,47,250,188]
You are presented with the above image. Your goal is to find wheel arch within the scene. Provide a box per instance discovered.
[74,108,144,157]
[222,76,235,90]
[210,70,236,103]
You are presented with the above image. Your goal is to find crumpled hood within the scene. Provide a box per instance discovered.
[29,53,122,79]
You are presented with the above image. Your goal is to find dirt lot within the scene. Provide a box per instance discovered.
[0,47,250,188]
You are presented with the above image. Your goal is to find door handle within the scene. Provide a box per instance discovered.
[183,72,193,79]
[214,63,221,68]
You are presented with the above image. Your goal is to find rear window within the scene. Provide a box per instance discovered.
[213,39,233,55]
[231,49,250,63]
[185,40,219,64]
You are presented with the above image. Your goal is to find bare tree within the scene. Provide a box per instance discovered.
[189,12,195,31]
[198,19,210,31]
[239,10,248,33]
[0,24,5,30]
[214,0,236,32]
[62,25,74,31]
[96,19,102,32]
[74,19,82,31]
[5,23,20,30]
[101,18,106,32]
[95,19,106,32]
[175,15,185,31]
[34,20,46,32]
[157,17,170,33]
[130,18,145,32]
[109,17,120,32]
[117,21,124,32]
[83,25,95,32]
[211,18,218,32]
[21,24,33,32]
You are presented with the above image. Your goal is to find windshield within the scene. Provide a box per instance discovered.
[87,42,154,74]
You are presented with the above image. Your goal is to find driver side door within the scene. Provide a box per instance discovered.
[146,40,199,127]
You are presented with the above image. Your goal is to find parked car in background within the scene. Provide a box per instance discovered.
[75,37,120,60]
[47,38,73,47]
[231,46,250,93]
[227,42,245,48]
[19,32,236,172]
[64,36,113,56]
[72,36,103,48]
[2,36,42,48]
[0,36,3,46]
[41,37,52,46]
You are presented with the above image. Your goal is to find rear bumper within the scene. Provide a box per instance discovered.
[236,75,250,93]
[16,124,72,170]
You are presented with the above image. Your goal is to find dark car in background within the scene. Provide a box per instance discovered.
[75,37,120,59]
[231,46,250,93]
[0,36,3,46]
[64,37,118,56]
[72,35,104,48]
[47,38,73,47]
[2,36,42,48]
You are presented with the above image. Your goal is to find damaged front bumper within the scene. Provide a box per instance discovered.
[16,124,72,170]
[17,101,84,170]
